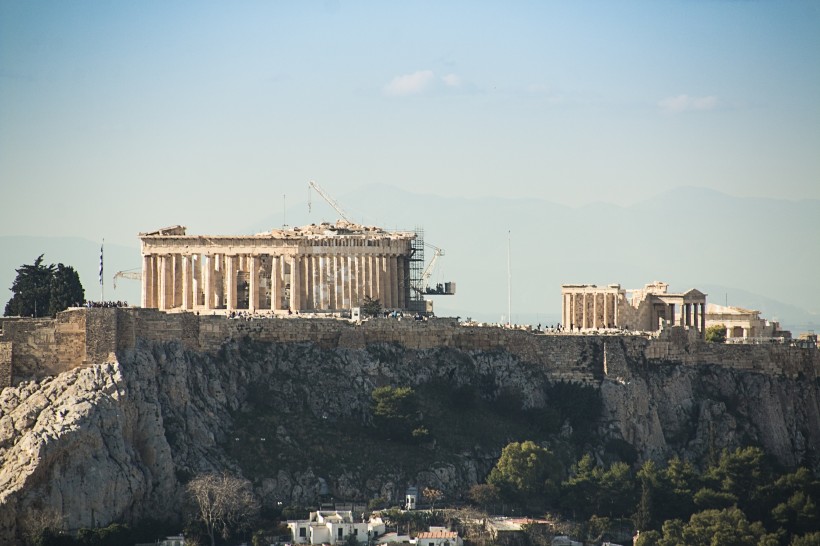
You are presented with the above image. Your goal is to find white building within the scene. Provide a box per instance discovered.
[288,511,385,545]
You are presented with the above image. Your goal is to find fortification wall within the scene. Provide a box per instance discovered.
[1,308,818,387]
[0,342,11,388]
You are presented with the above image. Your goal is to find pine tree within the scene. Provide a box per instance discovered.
[4,255,85,317]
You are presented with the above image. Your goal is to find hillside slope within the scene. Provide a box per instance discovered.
[1,334,818,543]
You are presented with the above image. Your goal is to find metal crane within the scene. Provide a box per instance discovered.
[308,180,352,222]
[113,268,141,290]
[420,245,444,293]
[412,244,455,296]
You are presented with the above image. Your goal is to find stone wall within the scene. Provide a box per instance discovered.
[0,317,60,380]
[2,308,819,386]
[0,342,11,388]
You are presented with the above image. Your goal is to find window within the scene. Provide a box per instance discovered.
[300,528,307,538]
[354,529,359,536]
[339,528,344,539]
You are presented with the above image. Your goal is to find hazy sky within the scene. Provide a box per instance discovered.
[1,1,819,246]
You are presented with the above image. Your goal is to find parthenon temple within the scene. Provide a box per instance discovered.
[139,222,416,313]
[561,281,707,334]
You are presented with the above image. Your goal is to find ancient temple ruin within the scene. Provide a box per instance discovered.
[561,281,707,334]
[138,221,416,313]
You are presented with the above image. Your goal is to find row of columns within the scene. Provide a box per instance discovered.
[142,252,408,312]
[563,291,620,330]
[295,254,406,311]
[676,302,706,332]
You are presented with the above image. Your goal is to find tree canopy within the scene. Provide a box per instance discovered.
[487,440,562,507]
[360,295,382,318]
[186,473,259,546]
[705,324,727,343]
[371,385,422,441]
[4,255,85,317]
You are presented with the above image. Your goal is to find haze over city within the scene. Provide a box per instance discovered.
[2,1,819,328]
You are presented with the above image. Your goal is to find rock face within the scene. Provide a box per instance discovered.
[1,334,819,544]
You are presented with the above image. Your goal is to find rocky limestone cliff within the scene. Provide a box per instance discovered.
[1,333,818,544]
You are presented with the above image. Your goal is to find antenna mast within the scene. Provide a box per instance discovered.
[507,230,511,327]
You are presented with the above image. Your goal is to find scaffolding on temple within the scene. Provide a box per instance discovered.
[408,226,426,314]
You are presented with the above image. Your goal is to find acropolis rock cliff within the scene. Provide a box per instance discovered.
[0,309,818,543]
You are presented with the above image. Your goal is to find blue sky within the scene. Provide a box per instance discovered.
[1,0,819,243]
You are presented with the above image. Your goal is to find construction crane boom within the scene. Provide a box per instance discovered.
[113,269,142,290]
[308,180,352,222]
[411,243,455,296]
[421,245,444,292]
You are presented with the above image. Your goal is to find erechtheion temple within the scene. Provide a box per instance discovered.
[139,222,416,313]
[561,281,707,334]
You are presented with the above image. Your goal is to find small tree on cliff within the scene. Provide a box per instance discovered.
[361,295,382,318]
[371,385,422,441]
[488,440,562,509]
[187,473,260,546]
[4,255,84,317]
[705,324,727,343]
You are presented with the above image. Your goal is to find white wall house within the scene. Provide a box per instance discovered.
[412,528,462,546]
[288,511,384,545]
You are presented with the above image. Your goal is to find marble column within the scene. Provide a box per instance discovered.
[397,257,405,309]
[693,302,698,331]
[365,256,373,298]
[156,255,166,310]
[358,255,366,305]
[270,256,280,311]
[345,256,353,308]
[333,255,341,309]
[317,255,325,309]
[380,255,388,306]
[700,303,705,334]
[300,255,309,310]
[593,293,598,328]
[181,254,191,310]
[141,255,152,308]
[388,256,398,309]
[225,256,237,311]
[170,254,179,308]
[249,256,258,312]
[203,255,213,310]
[582,293,588,330]
[290,255,301,310]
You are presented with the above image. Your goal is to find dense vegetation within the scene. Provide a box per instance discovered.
[226,350,820,546]
[4,255,84,317]
[475,444,820,546]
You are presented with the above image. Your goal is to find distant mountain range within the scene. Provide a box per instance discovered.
[3,185,818,333]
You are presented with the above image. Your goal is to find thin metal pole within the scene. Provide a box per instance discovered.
[507,230,511,327]
[100,239,104,302]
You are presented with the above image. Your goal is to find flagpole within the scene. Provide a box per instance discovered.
[100,239,104,303]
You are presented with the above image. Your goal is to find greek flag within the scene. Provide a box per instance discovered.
[99,243,103,286]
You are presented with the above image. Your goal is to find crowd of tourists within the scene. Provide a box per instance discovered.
[83,300,129,308]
